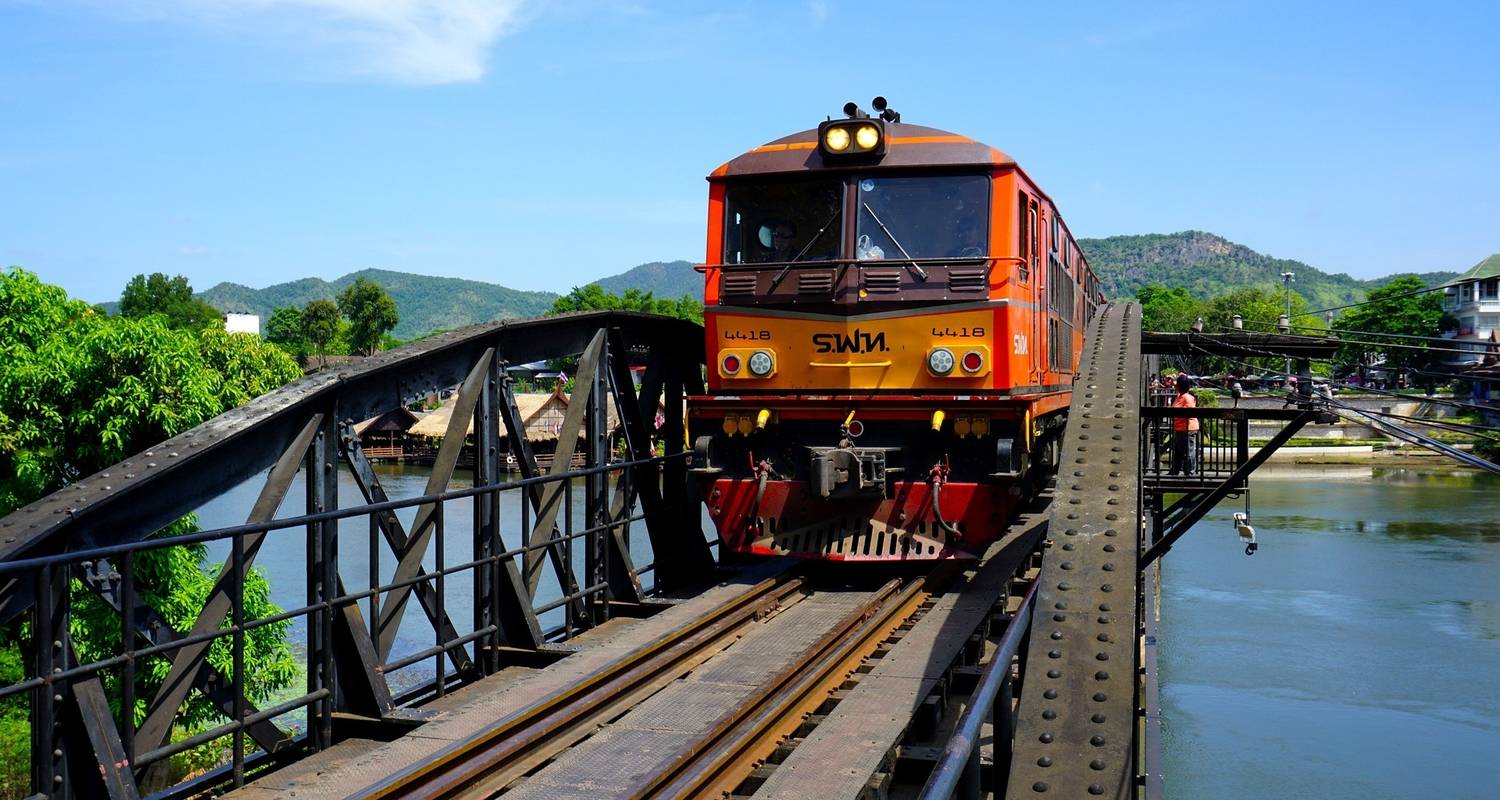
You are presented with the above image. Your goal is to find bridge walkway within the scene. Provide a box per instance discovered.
[225,558,796,800]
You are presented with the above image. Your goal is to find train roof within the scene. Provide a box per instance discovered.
[710,123,1015,179]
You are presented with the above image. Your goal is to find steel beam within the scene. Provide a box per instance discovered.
[133,414,322,758]
[1008,303,1143,800]
[523,330,606,596]
[376,350,492,660]
[339,423,474,673]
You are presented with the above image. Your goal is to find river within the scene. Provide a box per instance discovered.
[194,463,1500,797]
[1158,465,1500,800]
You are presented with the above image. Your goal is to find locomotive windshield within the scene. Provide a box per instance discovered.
[724,178,843,264]
[855,174,989,260]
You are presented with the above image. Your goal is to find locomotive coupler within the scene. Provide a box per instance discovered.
[808,446,891,499]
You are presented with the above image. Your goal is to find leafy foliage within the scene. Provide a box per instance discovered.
[0,268,300,782]
[119,272,223,330]
[264,305,307,357]
[1333,276,1452,370]
[550,283,703,323]
[300,299,340,359]
[336,277,400,356]
[1136,284,1204,333]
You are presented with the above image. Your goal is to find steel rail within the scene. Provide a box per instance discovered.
[354,575,804,799]
[628,577,931,799]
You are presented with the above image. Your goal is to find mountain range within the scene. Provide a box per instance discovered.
[155,232,1461,338]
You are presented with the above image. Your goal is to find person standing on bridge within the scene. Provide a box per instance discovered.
[1170,374,1200,475]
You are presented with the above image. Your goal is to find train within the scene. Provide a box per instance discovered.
[688,99,1101,561]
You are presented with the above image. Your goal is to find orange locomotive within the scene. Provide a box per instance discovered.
[689,99,1101,560]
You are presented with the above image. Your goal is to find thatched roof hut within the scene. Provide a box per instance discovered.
[407,387,624,442]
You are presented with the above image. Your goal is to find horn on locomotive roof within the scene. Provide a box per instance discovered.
[872,96,901,123]
[842,101,869,119]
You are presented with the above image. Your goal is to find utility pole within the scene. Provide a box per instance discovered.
[1281,271,1295,381]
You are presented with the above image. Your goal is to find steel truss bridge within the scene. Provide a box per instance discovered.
[0,307,1336,799]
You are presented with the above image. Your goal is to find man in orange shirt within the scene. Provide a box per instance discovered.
[1169,374,1200,475]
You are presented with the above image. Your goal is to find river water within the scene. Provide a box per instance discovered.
[1159,465,1500,800]
[194,463,662,696]
[194,463,1500,796]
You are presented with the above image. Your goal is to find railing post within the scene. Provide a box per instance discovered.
[1237,414,1250,468]
[995,668,1016,788]
[585,330,611,627]
[230,532,246,787]
[31,562,65,796]
[305,410,338,751]
[473,353,502,675]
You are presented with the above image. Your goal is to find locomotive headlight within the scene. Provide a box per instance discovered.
[748,350,774,377]
[824,126,851,152]
[854,124,880,150]
[927,347,956,375]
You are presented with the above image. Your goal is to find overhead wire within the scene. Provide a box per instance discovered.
[1177,335,1500,473]
[1179,333,1500,417]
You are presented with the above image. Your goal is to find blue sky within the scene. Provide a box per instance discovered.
[2,0,1496,303]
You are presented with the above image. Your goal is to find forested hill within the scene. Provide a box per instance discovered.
[594,260,699,299]
[1079,231,1458,307]
[104,236,1460,339]
[194,268,557,340]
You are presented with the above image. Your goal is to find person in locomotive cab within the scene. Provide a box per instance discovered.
[759,220,799,261]
[1169,374,1200,475]
[949,216,985,258]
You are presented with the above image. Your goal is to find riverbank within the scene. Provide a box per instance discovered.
[1254,442,1486,466]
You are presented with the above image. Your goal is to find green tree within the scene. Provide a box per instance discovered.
[0,267,300,784]
[1334,276,1452,370]
[118,272,223,330]
[300,299,341,361]
[550,284,703,323]
[336,278,399,356]
[1192,287,1323,375]
[264,305,307,357]
[1135,284,1204,333]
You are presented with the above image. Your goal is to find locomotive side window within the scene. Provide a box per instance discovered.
[1017,191,1031,283]
[854,175,989,260]
[724,179,843,264]
[1028,199,1039,277]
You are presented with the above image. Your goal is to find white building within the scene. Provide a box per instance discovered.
[1441,255,1500,365]
[224,313,261,336]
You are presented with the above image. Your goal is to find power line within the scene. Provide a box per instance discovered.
[1236,320,1470,346]
[1179,336,1500,416]
[1212,325,1487,359]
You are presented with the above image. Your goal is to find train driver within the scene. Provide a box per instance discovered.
[759,220,799,261]
[950,217,985,258]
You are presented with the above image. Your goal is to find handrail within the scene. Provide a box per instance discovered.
[0,451,686,576]
[918,580,1037,800]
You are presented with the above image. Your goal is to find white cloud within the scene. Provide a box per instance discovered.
[67,0,528,84]
[807,1,829,22]
[177,245,211,256]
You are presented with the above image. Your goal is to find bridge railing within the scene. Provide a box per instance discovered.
[0,311,713,799]
[1139,407,1251,492]
[0,450,685,787]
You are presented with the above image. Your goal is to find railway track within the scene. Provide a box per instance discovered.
[353,573,933,799]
